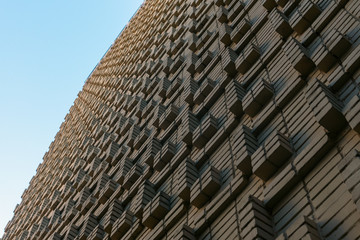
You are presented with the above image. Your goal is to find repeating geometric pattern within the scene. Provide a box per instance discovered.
[3,0,360,239]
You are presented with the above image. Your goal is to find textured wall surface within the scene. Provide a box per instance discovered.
[3,0,360,239]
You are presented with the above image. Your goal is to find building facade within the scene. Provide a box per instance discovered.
[3,0,360,239]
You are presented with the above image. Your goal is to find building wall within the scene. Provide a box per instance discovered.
[3,0,360,239]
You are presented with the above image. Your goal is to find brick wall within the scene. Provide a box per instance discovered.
[3,0,360,239]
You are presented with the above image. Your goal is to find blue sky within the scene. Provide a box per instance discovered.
[0,0,143,236]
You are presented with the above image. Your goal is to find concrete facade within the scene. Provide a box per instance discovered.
[3,0,360,239]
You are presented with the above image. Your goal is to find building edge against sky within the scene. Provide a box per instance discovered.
[0,0,144,236]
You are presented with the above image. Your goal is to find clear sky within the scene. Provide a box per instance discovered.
[0,0,143,236]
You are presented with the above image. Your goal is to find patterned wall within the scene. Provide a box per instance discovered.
[3,0,360,239]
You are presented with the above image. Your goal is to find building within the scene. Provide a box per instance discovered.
[3,0,360,239]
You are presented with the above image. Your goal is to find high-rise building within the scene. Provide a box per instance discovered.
[3,0,360,239]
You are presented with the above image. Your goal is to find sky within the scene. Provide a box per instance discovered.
[0,0,143,236]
